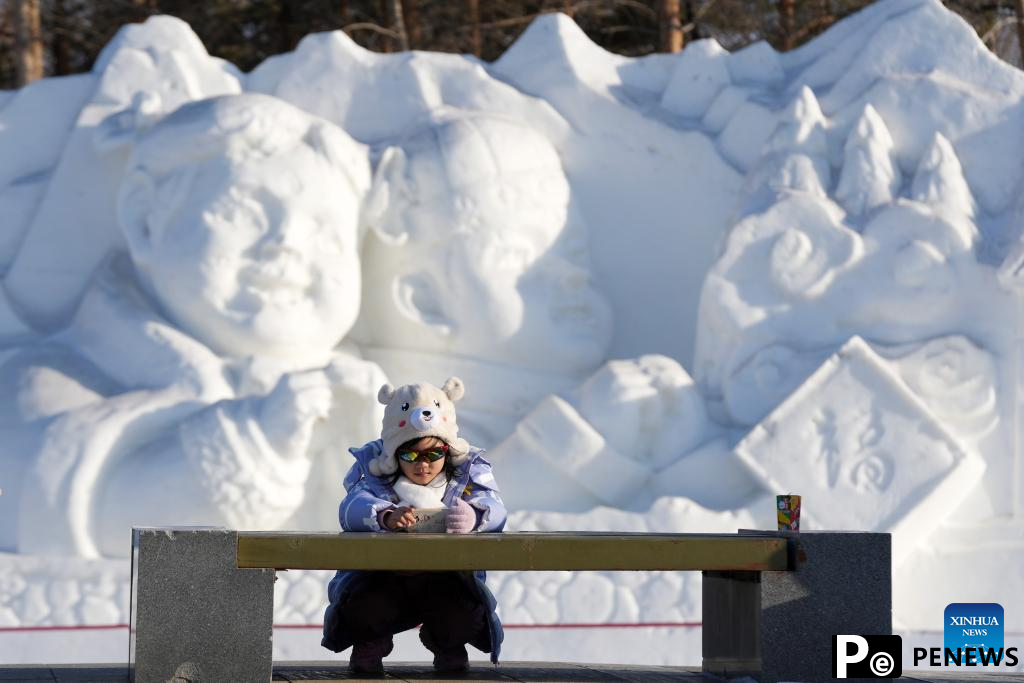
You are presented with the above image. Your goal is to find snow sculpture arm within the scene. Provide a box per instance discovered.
[505,394,649,508]
[177,372,331,529]
[83,370,332,556]
[255,370,333,456]
[22,370,328,558]
[575,355,714,470]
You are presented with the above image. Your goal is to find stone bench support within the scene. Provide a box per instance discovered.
[130,528,274,683]
[703,530,892,683]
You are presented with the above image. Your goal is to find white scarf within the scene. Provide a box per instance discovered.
[393,474,447,509]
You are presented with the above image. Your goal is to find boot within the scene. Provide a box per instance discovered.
[420,628,470,673]
[349,635,394,675]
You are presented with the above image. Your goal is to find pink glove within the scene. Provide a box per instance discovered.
[446,497,476,534]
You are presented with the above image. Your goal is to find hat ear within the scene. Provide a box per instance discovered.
[378,383,396,405]
[442,376,465,402]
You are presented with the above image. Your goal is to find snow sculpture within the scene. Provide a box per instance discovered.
[701,86,748,133]
[909,131,977,221]
[489,355,727,512]
[717,100,777,171]
[660,39,731,118]
[696,115,1008,530]
[3,0,1024,659]
[723,344,829,427]
[727,41,785,87]
[650,437,762,509]
[247,29,570,148]
[854,201,979,333]
[835,104,901,215]
[696,126,991,430]
[3,16,242,332]
[353,109,613,444]
[0,94,386,559]
[740,87,831,217]
[575,355,715,470]
[694,192,864,423]
[0,76,92,315]
[769,87,829,158]
[885,335,998,440]
[734,336,985,564]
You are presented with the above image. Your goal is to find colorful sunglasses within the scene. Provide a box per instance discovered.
[397,444,449,463]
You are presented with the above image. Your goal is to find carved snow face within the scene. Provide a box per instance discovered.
[151,149,359,358]
[119,97,366,359]
[358,113,611,374]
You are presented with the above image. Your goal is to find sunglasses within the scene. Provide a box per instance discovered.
[397,444,449,463]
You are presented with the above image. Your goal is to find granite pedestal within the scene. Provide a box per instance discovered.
[130,527,275,683]
[702,530,892,683]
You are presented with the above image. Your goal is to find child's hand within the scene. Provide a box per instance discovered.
[384,506,417,530]
[446,498,475,534]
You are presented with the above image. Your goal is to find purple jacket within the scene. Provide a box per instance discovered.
[321,439,506,662]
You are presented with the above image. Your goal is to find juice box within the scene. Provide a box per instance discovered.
[777,494,801,531]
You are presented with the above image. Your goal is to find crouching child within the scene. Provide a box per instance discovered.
[321,377,506,673]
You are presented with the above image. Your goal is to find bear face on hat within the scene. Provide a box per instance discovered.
[369,376,471,477]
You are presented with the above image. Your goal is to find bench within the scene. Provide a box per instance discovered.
[128,528,891,683]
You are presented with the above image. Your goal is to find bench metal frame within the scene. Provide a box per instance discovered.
[129,528,891,683]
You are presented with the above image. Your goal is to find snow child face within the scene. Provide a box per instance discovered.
[117,94,370,360]
[358,112,612,375]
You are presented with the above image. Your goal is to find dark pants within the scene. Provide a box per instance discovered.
[330,571,488,653]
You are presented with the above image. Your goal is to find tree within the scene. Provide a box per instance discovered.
[51,0,71,75]
[657,0,683,52]
[1015,0,1024,67]
[0,0,1019,90]
[385,0,409,51]
[779,0,795,50]
[468,0,481,56]
[402,0,421,49]
[12,0,44,85]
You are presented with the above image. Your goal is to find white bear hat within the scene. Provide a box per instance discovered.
[369,376,471,477]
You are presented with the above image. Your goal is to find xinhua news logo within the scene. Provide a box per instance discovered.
[944,603,1003,664]
[910,603,1018,667]
[832,635,902,678]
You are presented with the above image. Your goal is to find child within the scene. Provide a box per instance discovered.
[321,377,506,674]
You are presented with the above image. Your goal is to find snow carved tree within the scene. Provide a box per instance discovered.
[765,85,831,191]
[835,104,901,216]
[910,131,976,221]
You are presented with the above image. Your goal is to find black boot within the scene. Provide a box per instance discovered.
[349,635,394,675]
[420,628,470,673]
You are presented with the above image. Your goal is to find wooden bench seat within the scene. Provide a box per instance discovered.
[235,531,791,571]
